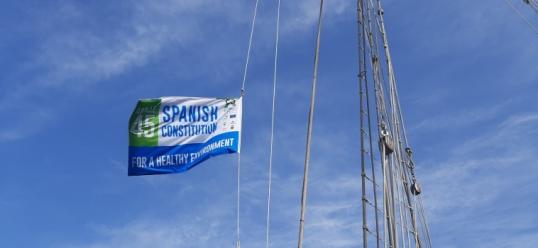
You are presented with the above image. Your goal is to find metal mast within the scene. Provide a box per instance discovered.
[297,1,324,248]
[357,0,433,248]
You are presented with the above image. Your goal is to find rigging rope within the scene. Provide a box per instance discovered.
[357,0,381,247]
[298,0,324,247]
[530,1,537,11]
[241,0,261,94]
[524,0,538,15]
[265,0,281,247]
[358,0,435,247]
[237,1,260,247]
[376,0,433,246]
[504,0,538,34]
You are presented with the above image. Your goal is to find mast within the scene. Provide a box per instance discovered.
[297,1,324,247]
[357,0,433,247]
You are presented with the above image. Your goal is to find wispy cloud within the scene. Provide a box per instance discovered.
[61,207,232,248]
[0,107,54,142]
[0,0,355,143]
[36,0,227,87]
[411,101,512,132]
[419,112,538,247]
[282,0,351,34]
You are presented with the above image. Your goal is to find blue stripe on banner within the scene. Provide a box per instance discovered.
[128,132,239,176]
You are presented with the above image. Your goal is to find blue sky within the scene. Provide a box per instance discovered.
[1,0,537,247]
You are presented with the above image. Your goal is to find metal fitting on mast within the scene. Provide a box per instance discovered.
[379,123,394,155]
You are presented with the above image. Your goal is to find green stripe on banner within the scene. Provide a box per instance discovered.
[129,99,160,147]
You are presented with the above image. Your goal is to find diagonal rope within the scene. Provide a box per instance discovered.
[265,0,281,248]
[237,1,260,248]
[241,0,262,95]
[504,0,538,34]
[527,0,538,15]
[297,0,324,247]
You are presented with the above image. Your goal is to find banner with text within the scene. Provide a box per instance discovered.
[128,96,242,176]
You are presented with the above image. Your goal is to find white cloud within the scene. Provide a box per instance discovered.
[282,0,351,34]
[418,112,538,247]
[0,107,54,142]
[62,214,230,248]
[39,0,219,86]
[22,0,353,89]
[411,101,511,132]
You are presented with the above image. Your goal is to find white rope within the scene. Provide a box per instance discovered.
[235,154,242,248]
[265,0,281,247]
[504,0,538,35]
[241,0,261,94]
[237,1,260,247]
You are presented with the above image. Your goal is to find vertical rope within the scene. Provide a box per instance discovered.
[357,0,370,247]
[237,1,260,247]
[297,1,324,247]
[362,0,383,246]
[265,0,281,247]
[236,154,242,248]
